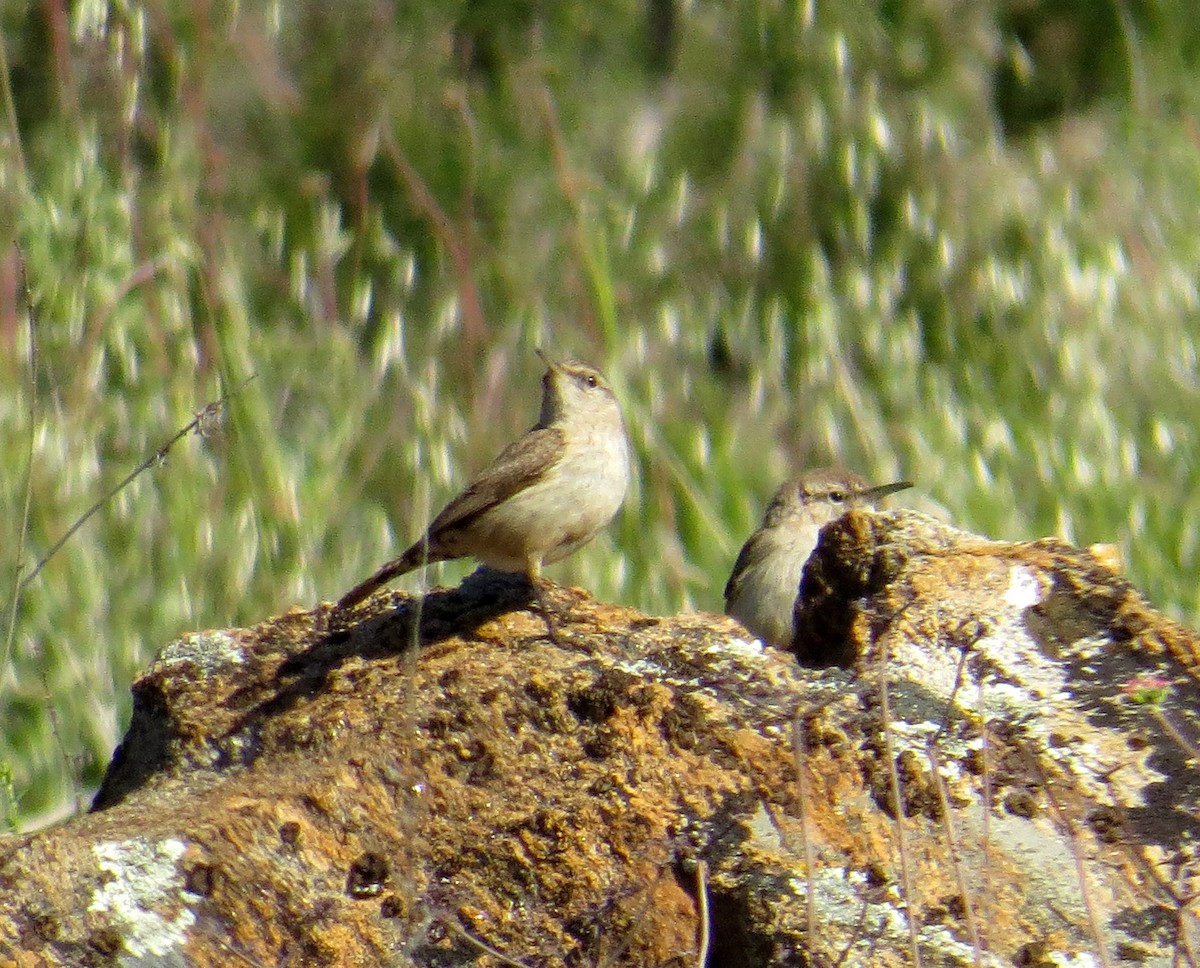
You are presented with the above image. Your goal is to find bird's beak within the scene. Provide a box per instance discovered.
[863,480,913,502]
[535,348,562,374]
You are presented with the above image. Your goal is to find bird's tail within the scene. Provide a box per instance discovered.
[334,541,435,611]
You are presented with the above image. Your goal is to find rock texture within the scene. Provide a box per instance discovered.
[3,511,1200,966]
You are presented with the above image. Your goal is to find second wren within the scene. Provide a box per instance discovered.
[723,467,911,649]
[336,350,631,613]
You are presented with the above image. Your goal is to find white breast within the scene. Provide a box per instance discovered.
[726,524,818,648]
[471,420,630,571]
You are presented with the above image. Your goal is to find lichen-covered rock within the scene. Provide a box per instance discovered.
[1,515,1198,966]
[792,510,1200,964]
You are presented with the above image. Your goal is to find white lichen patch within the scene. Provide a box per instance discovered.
[890,597,1069,723]
[153,630,245,676]
[789,866,1011,967]
[743,801,784,852]
[613,656,686,682]
[614,633,773,688]
[88,838,195,959]
[713,635,767,659]
[974,635,1069,703]
[1041,727,1169,805]
[886,720,943,742]
[1044,952,1102,967]
[885,719,977,777]
[1003,564,1047,609]
[954,805,1117,925]
[918,921,1010,968]
[1061,633,1110,663]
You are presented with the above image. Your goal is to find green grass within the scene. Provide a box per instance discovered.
[2,0,1200,828]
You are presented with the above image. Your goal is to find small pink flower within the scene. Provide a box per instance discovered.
[1122,675,1171,706]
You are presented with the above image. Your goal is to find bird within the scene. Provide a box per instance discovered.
[723,467,912,648]
[335,350,631,618]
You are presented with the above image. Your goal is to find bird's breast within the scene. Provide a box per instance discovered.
[471,420,630,570]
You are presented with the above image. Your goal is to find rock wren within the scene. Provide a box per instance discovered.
[336,350,631,612]
[723,468,912,648]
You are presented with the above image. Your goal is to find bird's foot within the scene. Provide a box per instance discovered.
[531,578,583,648]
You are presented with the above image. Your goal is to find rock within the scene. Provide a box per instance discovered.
[1,514,1199,966]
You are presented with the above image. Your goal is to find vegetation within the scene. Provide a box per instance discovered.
[1,0,1198,828]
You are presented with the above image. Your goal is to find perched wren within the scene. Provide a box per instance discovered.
[723,467,912,648]
[336,351,631,613]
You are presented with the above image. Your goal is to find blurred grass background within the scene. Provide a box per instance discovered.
[1,0,1198,829]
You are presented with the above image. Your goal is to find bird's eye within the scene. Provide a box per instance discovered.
[585,374,599,388]
[829,490,847,502]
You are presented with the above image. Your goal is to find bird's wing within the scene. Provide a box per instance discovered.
[723,535,762,606]
[426,425,566,538]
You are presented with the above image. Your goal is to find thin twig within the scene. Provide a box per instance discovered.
[539,86,618,346]
[695,860,710,968]
[1149,705,1200,767]
[1021,747,1114,968]
[830,896,876,968]
[443,920,534,968]
[596,858,673,968]
[931,639,989,958]
[792,714,821,957]
[382,134,485,346]
[17,375,257,597]
[925,740,984,963]
[976,681,995,939]
[877,636,923,968]
[1172,884,1200,967]
[1098,773,1198,968]
[3,245,39,686]
[38,666,81,816]
[0,35,27,180]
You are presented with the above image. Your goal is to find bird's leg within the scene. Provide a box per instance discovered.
[535,585,564,645]
[526,560,567,645]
